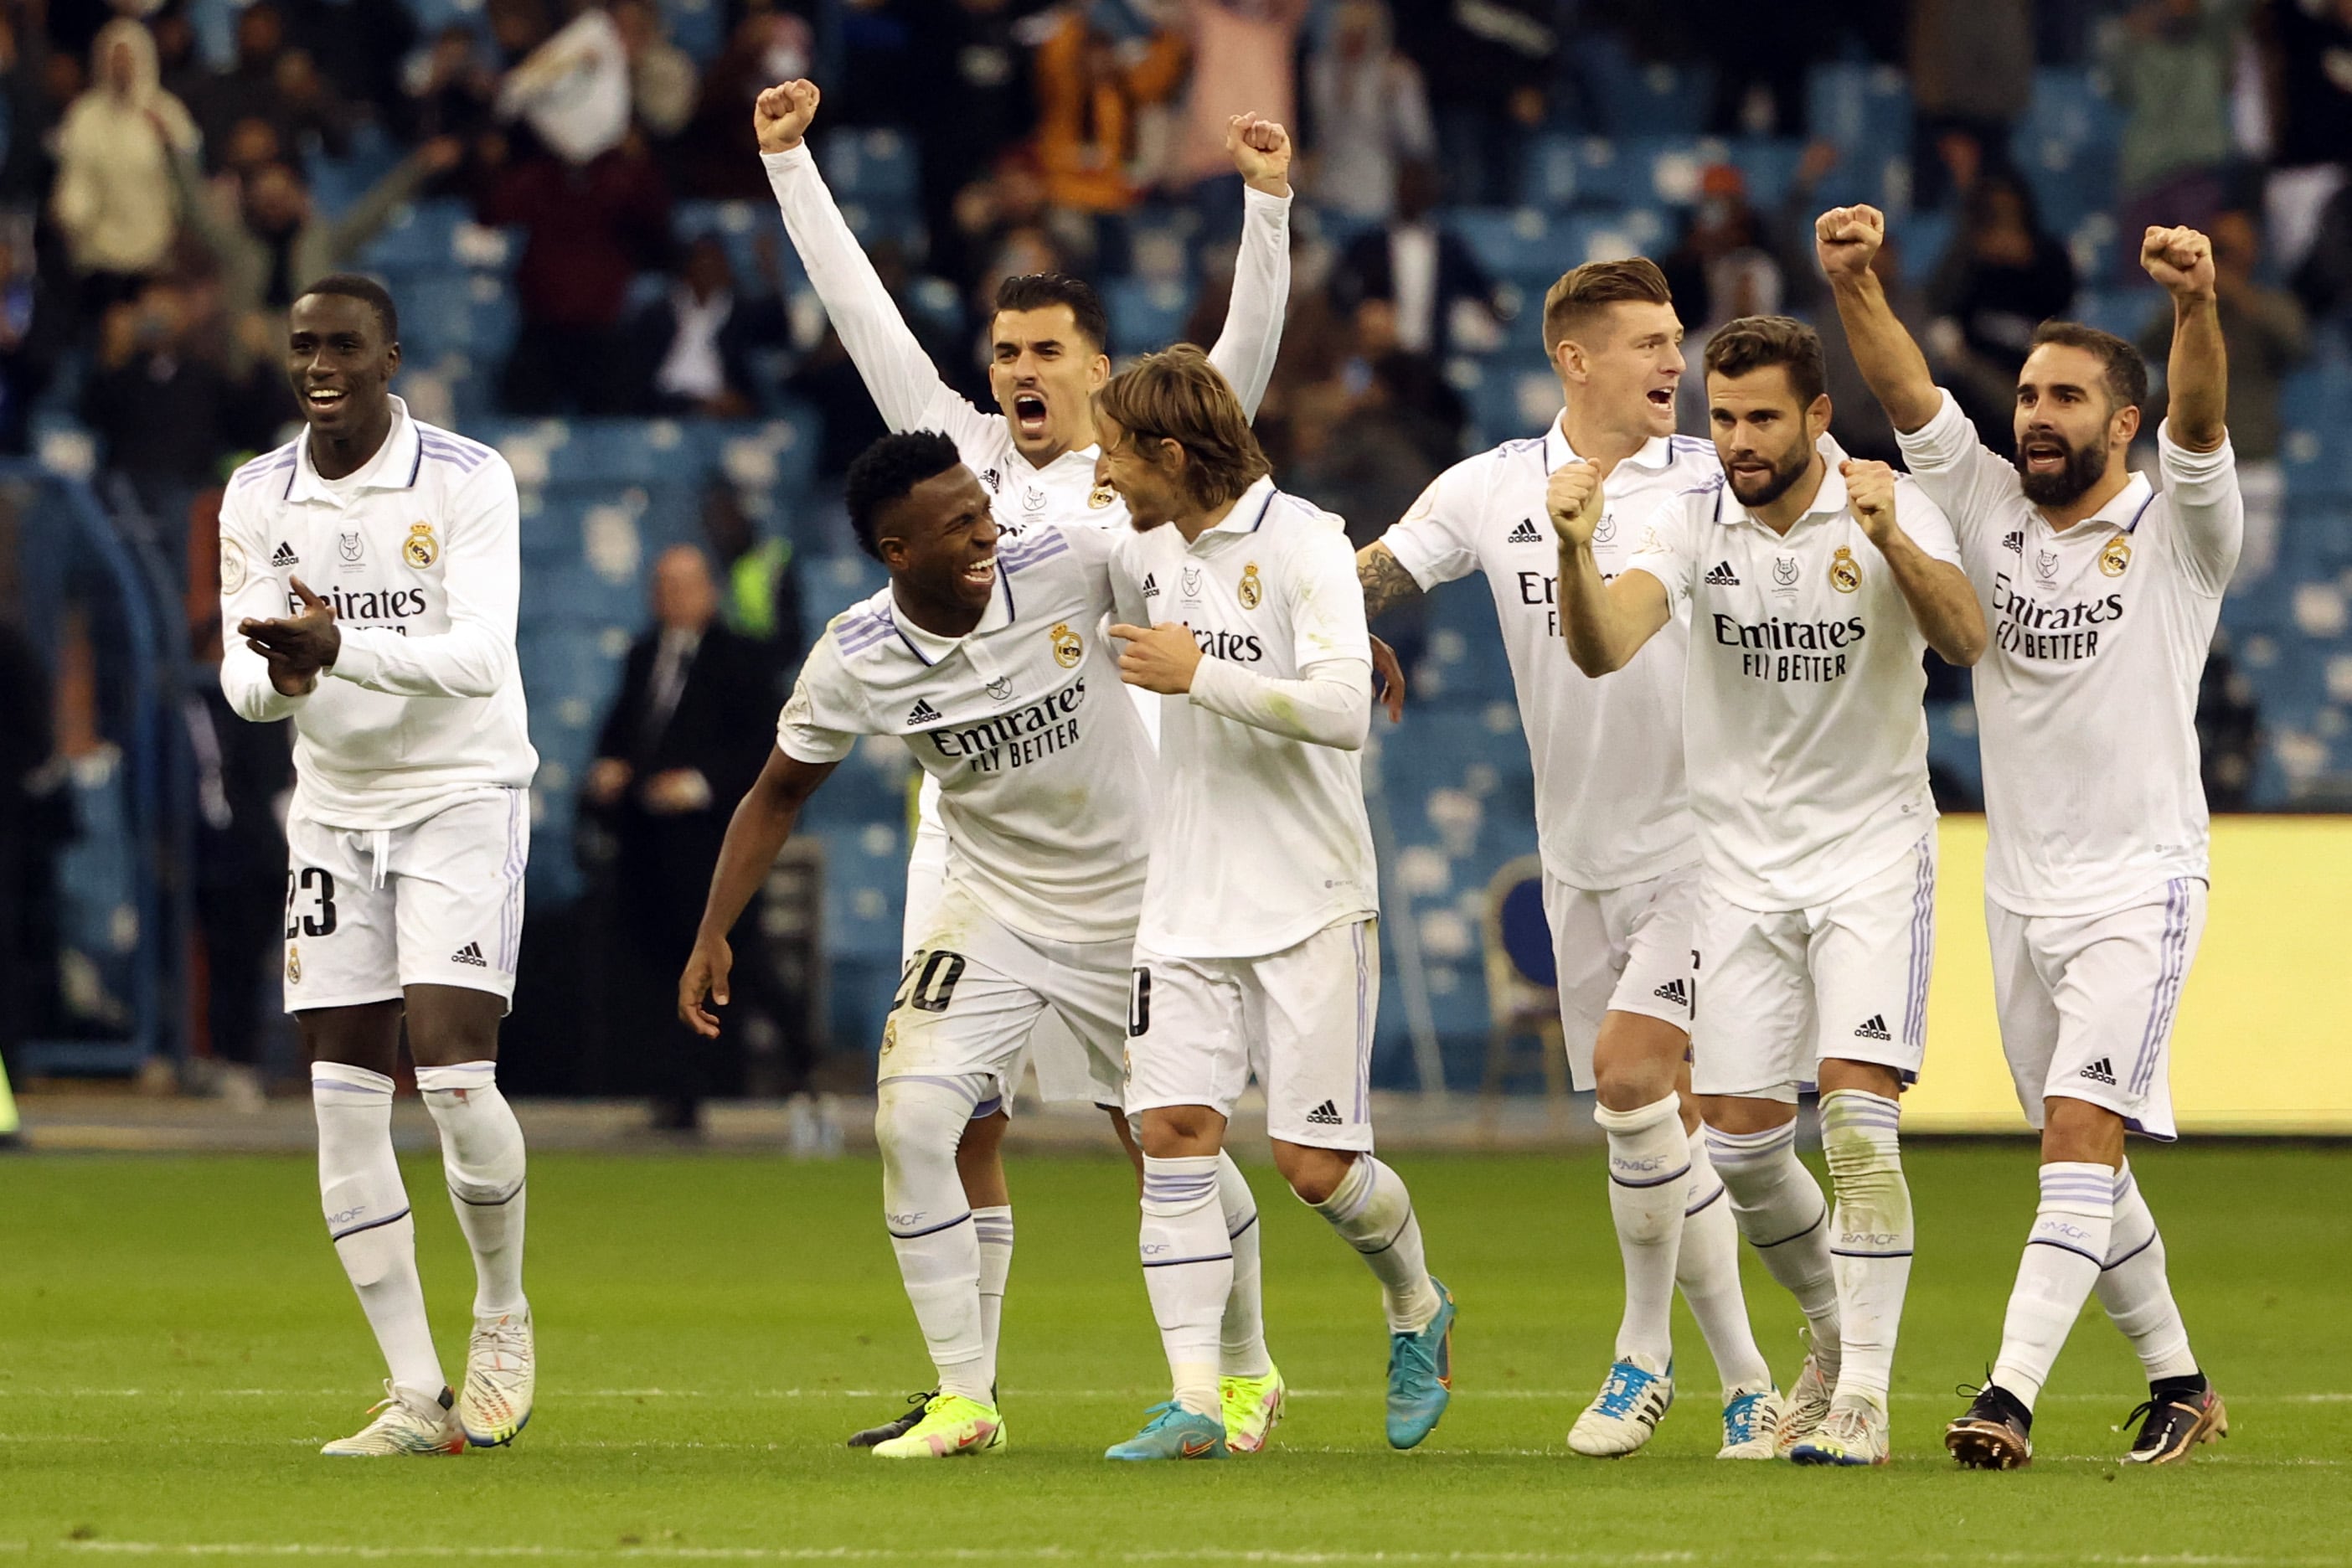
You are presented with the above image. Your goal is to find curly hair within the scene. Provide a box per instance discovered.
[844,431,965,560]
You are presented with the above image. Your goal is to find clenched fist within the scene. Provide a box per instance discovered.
[1840,458,1899,546]
[1547,460,1604,547]
[1227,112,1292,197]
[2141,224,2216,303]
[1815,204,1886,282]
[755,79,820,154]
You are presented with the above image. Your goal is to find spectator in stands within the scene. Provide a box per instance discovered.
[673,5,812,199]
[1661,164,1789,335]
[700,479,805,686]
[2262,0,2352,275]
[185,3,349,170]
[0,228,65,456]
[2139,209,2309,583]
[1395,0,1555,208]
[169,136,464,321]
[49,18,199,316]
[0,4,72,207]
[278,0,419,132]
[2295,176,2352,326]
[902,0,1036,285]
[1173,0,1305,221]
[1908,0,2034,210]
[585,543,776,1132]
[2107,0,2246,269]
[1328,159,1499,362]
[1030,4,1185,218]
[1303,0,1433,223]
[477,126,673,415]
[628,232,789,417]
[1926,172,2078,452]
[404,23,500,147]
[611,0,698,142]
[497,0,632,165]
[1692,0,1826,137]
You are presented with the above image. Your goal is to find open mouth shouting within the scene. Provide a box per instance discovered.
[1647,385,1677,415]
[304,385,350,416]
[2019,434,2071,475]
[1012,390,1050,441]
[961,552,998,594]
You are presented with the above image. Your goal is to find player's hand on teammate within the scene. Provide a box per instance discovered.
[240,576,340,696]
[1369,635,1406,723]
[1814,204,1886,282]
[678,936,733,1038]
[1227,113,1292,198]
[754,79,820,154]
[1110,621,1205,695]
[2142,224,2217,303]
[1840,459,1901,545]
[1545,460,1603,548]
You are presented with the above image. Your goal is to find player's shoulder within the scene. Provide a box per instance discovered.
[224,437,303,506]
[997,518,1083,575]
[819,588,900,667]
[1261,485,1348,543]
[1663,435,1725,482]
[410,418,512,488]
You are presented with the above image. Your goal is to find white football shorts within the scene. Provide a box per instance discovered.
[1545,864,1699,1090]
[1124,918,1379,1152]
[1689,833,1937,1102]
[281,789,529,1014]
[879,880,1130,1112]
[1986,878,2205,1142]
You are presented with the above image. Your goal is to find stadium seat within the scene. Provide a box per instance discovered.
[1478,854,1565,1101]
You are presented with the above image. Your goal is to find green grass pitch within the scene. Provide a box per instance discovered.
[2,1142,2348,1565]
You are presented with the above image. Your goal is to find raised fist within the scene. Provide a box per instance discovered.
[1547,460,1604,547]
[1840,458,1898,543]
[1227,113,1292,195]
[2141,224,2216,302]
[754,79,820,154]
[1815,204,1885,282]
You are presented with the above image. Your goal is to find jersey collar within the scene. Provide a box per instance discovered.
[1204,475,1281,538]
[2062,471,2159,536]
[1544,418,1676,476]
[283,396,423,503]
[888,560,1016,666]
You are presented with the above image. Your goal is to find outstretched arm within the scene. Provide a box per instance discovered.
[1550,462,1669,676]
[1205,113,1293,420]
[678,745,838,1037]
[2143,224,2227,453]
[1818,204,1942,436]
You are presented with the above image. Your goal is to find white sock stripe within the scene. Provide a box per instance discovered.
[415,1061,498,1092]
[1703,1123,1798,1160]
[886,1210,974,1240]
[310,1061,396,1095]
[2112,1163,2138,1203]
[1608,1160,1694,1190]
[1684,1181,1727,1218]
[2025,1235,2107,1266]
[447,1177,524,1207]
[2101,1230,2159,1271]
[1139,1251,1234,1269]
[1226,1210,1260,1242]
[328,1205,411,1242]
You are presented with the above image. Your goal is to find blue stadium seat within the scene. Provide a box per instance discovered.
[664,0,725,64]
[1104,276,1194,356]
[358,199,470,271]
[1591,59,1716,137]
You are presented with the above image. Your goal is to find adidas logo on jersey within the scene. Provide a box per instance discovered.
[906,698,943,726]
[1853,1014,1891,1041]
[1653,977,1689,1008]
[1506,518,1545,544]
[271,541,299,566]
[2079,1056,2117,1086]
[2002,530,2024,554]
[1142,572,1160,597]
[1304,1099,1344,1127]
[1705,560,1741,585]
[451,941,487,967]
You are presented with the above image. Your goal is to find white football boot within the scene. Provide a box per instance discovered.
[1567,1354,1674,1457]
[321,1381,465,1457]
[1775,1343,1836,1459]
[456,1308,535,1447]
[1788,1394,1891,1467]
[1717,1382,1786,1459]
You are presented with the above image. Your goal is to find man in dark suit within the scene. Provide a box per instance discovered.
[1328,158,1499,361]
[586,544,776,1129]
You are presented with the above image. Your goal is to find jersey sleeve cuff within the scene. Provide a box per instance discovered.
[761,145,813,177]
[2156,418,2236,482]
[328,630,384,686]
[1376,529,1448,591]
[1242,184,1292,219]
[1892,388,1974,472]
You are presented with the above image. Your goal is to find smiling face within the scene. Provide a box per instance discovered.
[988,303,1110,465]
[1708,363,1828,512]
[286,291,398,440]
[1558,299,1685,440]
[1091,415,1187,532]
[2012,342,2137,508]
[876,465,1000,615]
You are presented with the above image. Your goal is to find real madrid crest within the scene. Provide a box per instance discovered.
[286,943,302,985]
[1088,482,1117,509]
[1050,622,1083,668]
[1828,545,1862,593]
[219,538,247,595]
[1237,562,1263,611]
[405,521,439,568]
[2099,538,2132,577]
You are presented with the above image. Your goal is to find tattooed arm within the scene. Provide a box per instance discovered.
[1357,542,1426,619]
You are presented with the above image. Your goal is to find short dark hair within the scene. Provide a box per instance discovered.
[1542,257,1674,353]
[844,431,965,560]
[2028,320,2149,411]
[1704,314,1828,406]
[1096,344,1270,512]
[992,273,1110,353]
[295,273,399,343]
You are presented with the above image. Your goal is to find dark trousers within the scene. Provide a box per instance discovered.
[500,322,635,415]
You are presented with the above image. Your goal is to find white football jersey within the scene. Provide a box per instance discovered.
[1381,423,1719,890]
[1897,389,2241,917]
[779,522,1152,944]
[1111,477,1379,958]
[1622,438,1959,910]
[217,396,537,831]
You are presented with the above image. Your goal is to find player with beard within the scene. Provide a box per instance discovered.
[1551,316,1985,1466]
[1819,207,2237,1468]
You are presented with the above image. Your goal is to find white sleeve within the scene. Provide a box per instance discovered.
[1377,457,1486,589]
[1620,493,1702,606]
[2155,420,2243,597]
[215,484,309,723]
[1892,388,2024,547]
[1205,187,1292,420]
[1056,524,1122,619]
[1110,535,1151,629]
[1189,652,1371,750]
[330,462,520,699]
[1890,477,1965,567]
[761,146,992,446]
[775,640,867,764]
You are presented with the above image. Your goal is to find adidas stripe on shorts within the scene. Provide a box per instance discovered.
[1124,919,1379,1152]
[281,789,529,1013]
[1543,864,1699,1090]
[1689,833,1937,1102]
[1984,879,2206,1142]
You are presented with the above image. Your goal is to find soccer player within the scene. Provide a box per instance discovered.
[1358,258,1783,1460]
[678,431,1246,1458]
[1551,316,1987,1465]
[1095,346,1455,1460]
[756,79,1293,1447]
[219,276,535,1456]
[1819,206,2236,1468]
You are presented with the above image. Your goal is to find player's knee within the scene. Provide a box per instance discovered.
[874,1081,969,1174]
[1136,1105,1220,1159]
[1272,1142,1354,1205]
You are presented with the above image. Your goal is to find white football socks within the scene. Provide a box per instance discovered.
[1310,1154,1442,1334]
[1676,1125,1773,1392]
[2097,1162,2200,1383]
[1141,1153,1231,1417]
[414,1060,528,1318]
[973,1204,1014,1390]
[1706,1121,1841,1375]
[875,1078,988,1402]
[1818,1089,1913,1406]
[1990,1161,2113,1409]
[1595,1093,1688,1369]
[312,1062,445,1401]
[1215,1152,1272,1379]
